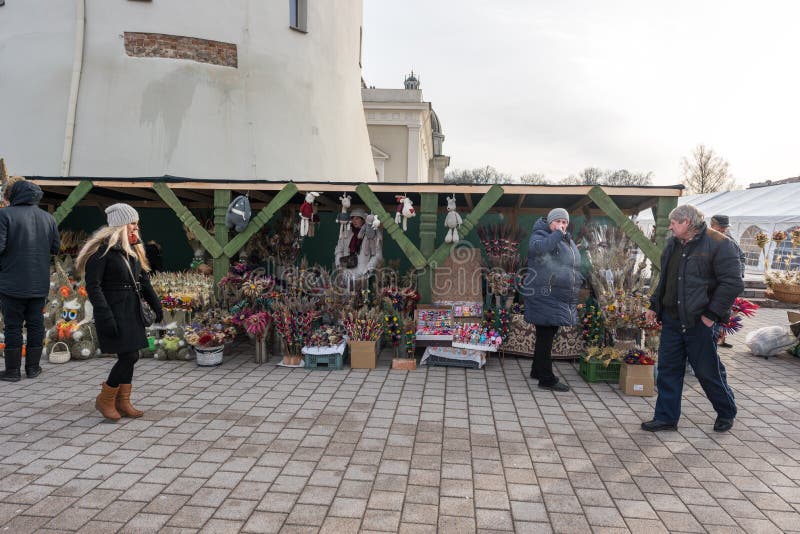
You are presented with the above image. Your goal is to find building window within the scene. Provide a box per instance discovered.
[290,0,308,32]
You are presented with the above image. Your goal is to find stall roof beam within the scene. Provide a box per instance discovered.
[152,182,223,258]
[223,183,298,258]
[356,184,427,270]
[53,180,93,225]
[587,186,660,265]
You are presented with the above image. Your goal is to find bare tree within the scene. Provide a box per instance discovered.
[559,167,652,186]
[519,173,549,185]
[681,144,735,194]
[445,165,512,184]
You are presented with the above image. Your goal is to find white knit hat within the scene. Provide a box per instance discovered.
[105,203,139,227]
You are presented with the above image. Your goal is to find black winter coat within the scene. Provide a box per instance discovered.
[522,218,583,326]
[650,223,744,328]
[0,181,60,298]
[84,244,163,354]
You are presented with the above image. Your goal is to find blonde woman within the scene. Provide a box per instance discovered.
[76,204,163,421]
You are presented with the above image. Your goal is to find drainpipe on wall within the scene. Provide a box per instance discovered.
[61,0,86,176]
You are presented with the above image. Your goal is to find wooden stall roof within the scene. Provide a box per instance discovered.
[29,176,683,215]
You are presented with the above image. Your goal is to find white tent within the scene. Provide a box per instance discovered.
[639,182,800,273]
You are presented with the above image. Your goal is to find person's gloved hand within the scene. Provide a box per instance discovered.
[155,311,164,324]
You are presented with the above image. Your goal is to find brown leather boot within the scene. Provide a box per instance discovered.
[95,382,121,421]
[115,383,144,418]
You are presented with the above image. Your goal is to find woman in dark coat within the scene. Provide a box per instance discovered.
[522,208,582,392]
[76,204,163,421]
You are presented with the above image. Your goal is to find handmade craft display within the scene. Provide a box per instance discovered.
[298,191,320,237]
[394,195,415,231]
[444,195,463,243]
[43,262,100,361]
[415,306,454,340]
[337,193,351,238]
[451,322,501,352]
[450,302,483,318]
[359,214,381,257]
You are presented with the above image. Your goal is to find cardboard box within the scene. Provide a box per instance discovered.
[619,363,655,396]
[349,340,379,369]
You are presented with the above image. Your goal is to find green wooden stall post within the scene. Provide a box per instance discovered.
[652,196,678,258]
[213,189,231,285]
[586,186,661,265]
[417,193,439,303]
[152,182,223,258]
[355,184,427,270]
[222,183,298,258]
[427,184,505,268]
[53,180,94,225]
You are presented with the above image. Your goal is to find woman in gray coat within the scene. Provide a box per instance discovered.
[522,208,582,392]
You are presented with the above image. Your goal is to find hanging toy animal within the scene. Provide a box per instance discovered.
[336,193,352,239]
[360,214,381,257]
[444,195,463,243]
[298,191,320,237]
[394,195,416,231]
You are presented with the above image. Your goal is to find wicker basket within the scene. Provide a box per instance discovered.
[769,283,800,304]
[195,345,224,367]
[48,342,71,364]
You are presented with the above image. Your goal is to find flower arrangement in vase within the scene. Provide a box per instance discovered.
[270,298,319,366]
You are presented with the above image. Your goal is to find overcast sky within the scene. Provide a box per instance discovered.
[362,1,799,186]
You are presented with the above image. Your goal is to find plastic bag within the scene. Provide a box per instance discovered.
[745,326,797,357]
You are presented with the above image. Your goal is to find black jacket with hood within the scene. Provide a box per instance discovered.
[650,223,744,328]
[0,181,60,298]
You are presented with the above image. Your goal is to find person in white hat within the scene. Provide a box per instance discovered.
[333,207,383,283]
[75,203,163,421]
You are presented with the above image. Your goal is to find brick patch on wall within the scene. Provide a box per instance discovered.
[124,32,237,68]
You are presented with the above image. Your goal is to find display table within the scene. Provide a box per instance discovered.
[503,314,585,359]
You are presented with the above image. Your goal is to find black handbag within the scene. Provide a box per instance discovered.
[341,254,359,269]
[123,255,157,327]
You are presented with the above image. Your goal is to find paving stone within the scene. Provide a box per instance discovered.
[0,309,795,533]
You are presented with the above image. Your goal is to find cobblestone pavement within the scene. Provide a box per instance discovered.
[1,308,799,533]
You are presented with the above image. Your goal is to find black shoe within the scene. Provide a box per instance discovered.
[641,419,678,432]
[2,348,23,382]
[719,342,733,348]
[538,381,569,392]
[0,369,21,382]
[713,417,734,432]
[26,367,42,378]
[25,346,43,378]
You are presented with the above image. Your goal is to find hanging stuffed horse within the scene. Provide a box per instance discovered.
[394,195,416,231]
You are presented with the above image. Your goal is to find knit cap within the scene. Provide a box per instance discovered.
[547,208,569,225]
[105,203,139,227]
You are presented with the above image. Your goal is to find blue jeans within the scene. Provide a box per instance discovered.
[654,315,737,424]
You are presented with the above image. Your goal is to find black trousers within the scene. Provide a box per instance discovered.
[107,351,139,387]
[0,294,46,349]
[532,325,559,386]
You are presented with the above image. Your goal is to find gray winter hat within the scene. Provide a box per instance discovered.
[349,208,367,220]
[105,203,139,227]
[547,208,569,225]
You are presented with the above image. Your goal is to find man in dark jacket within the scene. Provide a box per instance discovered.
[0,178,61,381]
[642,205,744,433]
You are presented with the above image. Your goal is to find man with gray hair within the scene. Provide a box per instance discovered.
[642,204,744,433]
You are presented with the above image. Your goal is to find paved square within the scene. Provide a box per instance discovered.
[1,308,798,532]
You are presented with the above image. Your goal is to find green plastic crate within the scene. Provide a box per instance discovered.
[579,358,621,383]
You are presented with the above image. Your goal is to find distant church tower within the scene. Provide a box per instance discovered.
[404,71,420,90]
[362,70,450,183]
